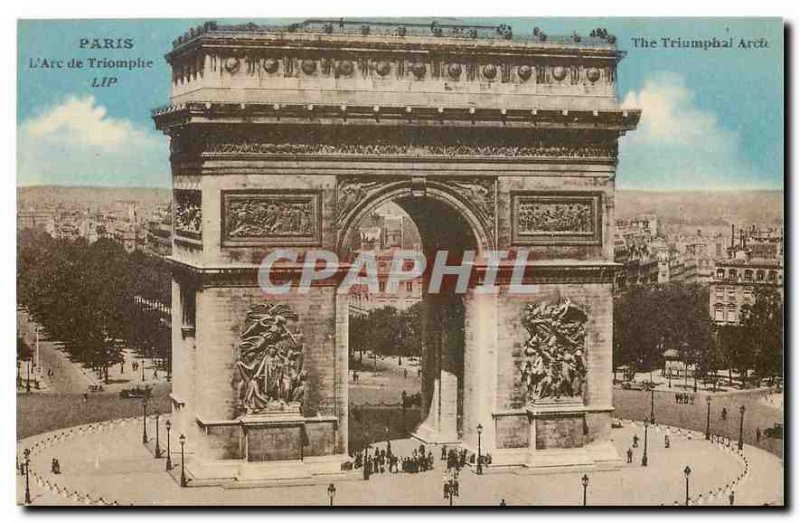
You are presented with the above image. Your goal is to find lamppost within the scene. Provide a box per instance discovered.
[581,474,589,506]
[154,414,162,458]
[23,448,31,504]
[327,483,336,506]
[684,465,692,505]
[179,434,187,487]
[141,356,145,381]
[26,358,31,393]
[641,420,649,467]
[141,397,148,444]
[650,388,656,425]
[165,420,172,471]
[705,396,712,440]
[738,405,746,451]
[477,423,483,475]
[362,416,370,481]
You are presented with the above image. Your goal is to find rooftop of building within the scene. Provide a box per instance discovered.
[169,19,620,52]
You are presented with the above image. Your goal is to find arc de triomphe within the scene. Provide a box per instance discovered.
[153,20,639,484]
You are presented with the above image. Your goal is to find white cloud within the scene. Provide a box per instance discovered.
[18,95,169,187]
[618,72,765,190]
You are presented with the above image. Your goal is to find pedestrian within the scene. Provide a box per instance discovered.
[721,407,727,420]
[626,447,633,463]
[729,490,735,505]
[756,428,761,443]
[404,368,408,379]
[632,434,639,448]
[441,445,447,461]
[664,435,670,448]
[82,393,88,403]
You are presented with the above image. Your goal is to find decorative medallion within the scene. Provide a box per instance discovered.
[517,65,532,81]
[234,303,306,415]
[519,299,587,401]
[375,61,391,76]
[222,190,321,246]
[587,67,601,83]
[411,61,426,79]
[337,60,353,76]
[173,189,202,239]
[482,63,497,79]
[448,63,462,79]
[224,57,240,73]
[511,192,602,245]
[263,58,279,73]
[301,59,317,75]
[552,65,567,81]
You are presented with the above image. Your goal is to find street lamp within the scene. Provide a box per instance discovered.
[23,448,31,504]
[684,465,692,505]
[154,414,162,458]
[327,483,336,506]
[141,397,149,444]
[650,388,656,425]
[179,434,187,487]
[738,405,746,451]
[581,474,589,506]
[705,396,712,440]
[641,420,649,467]
[477,423,483,475]
[165,420,172,471]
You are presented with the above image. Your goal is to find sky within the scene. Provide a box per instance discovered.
[17,18,783,190]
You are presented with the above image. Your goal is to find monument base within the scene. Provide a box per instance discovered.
[411,423,460,445]
[179,453,354,488]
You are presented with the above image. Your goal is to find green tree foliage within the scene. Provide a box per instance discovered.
[17,229,172,381]
[348,303,423,363]
[613,283,711,376]
[739,287,783,384]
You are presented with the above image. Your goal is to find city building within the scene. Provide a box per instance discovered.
[709,226,783,325]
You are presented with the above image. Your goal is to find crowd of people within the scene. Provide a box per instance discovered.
[341,442,491,475]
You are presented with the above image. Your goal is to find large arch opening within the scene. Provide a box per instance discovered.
[338,189,484,455]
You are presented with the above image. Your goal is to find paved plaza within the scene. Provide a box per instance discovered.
[17,415,782,507]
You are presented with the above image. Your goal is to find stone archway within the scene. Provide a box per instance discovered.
[335,180,496,448]
[153,19,639,483]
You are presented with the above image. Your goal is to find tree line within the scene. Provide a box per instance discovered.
[349,304,423,367]
[17,229,172,383]
[614,283,783,388]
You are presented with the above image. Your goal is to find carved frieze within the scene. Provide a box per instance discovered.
[511,192,602,246]
[173,189,202,239]
[177,52,614,87]
[234,303,306,415]
[519,298,588,401]
[222,190,321,246]
[177,127,618,161]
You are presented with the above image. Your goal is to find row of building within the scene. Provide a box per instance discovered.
[614,215,783,325]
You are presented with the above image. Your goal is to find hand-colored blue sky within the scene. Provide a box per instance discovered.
[17,18,783,190]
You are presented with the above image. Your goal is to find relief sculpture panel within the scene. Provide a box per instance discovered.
[519,298,588,402]
[233,303,306,416]
[511,192,602,245]
[222,191,321,246]
[173,189,202,239]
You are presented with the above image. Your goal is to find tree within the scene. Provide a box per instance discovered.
[613,283,712,380]
[740,288,783,385]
